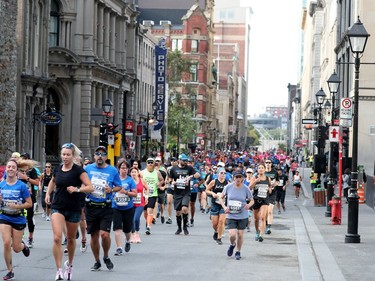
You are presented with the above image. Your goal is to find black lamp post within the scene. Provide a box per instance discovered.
[102,98,113,122]
[325,71,341,217]
[315,88,326,190]
[145,113,155,157]
[176,120,180,158]
[345,17,370,244]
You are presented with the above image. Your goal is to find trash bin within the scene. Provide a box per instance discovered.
[314,187,326,207]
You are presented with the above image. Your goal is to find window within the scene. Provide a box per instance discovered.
[191,40,199,53]
[171,39,182,51]
[369,125,375,135]
[49,0,60,47]
[190,64,198,82]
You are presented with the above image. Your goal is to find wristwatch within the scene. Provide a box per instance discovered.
[77,187,81,193]
[26,177,30,182]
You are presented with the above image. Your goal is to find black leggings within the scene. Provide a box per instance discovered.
[26,205,35,234]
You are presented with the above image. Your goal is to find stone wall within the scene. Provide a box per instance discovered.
[0,0,18,164]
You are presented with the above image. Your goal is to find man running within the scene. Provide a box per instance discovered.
[169,154,199,235]
[85,146,121,272]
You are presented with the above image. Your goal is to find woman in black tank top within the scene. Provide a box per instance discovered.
[250,163,271,242]
[206,168,228,244]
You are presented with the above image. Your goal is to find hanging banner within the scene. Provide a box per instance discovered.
[153,38,167,131]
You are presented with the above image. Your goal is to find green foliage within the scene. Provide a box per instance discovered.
[246,122,260,146]
[167,50,197,146]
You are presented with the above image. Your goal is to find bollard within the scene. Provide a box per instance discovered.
[328,195,341,225]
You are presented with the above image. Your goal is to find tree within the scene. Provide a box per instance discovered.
[167,50,196,150]
[246,122,260,146]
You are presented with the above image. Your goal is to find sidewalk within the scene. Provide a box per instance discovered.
[299,167,375,281]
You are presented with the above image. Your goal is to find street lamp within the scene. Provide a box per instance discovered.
[345,17,370,244]
[325,71,341,217]
[176,120,180,158]
[145,113,155,157]
[102,99,113,117]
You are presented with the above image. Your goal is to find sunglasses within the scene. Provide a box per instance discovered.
[246,172,252,174]
[45,166,51,168]
[147,161,154,164]
[234,176,243,179]
[265,162,272,164]
[95,152,107,157]
[62,143,74,149]
[219,172,226,175]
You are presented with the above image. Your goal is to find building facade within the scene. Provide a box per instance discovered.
[12,0,138,164]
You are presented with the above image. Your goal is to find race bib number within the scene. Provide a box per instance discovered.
[176,178,187,189]
[114,193,130,206]
[133,192,142,204]
[257,184,268,198]
[279,179,284,186]
[1,199,21,215]
[228,200,242,214]
[91,177,106,198]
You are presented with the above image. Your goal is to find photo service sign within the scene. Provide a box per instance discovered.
[153,38,167,131]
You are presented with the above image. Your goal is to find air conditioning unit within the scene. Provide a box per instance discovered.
[160,20,171,25]
[142,20,154,26]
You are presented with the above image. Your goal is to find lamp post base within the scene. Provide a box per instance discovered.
[345,234,360,243]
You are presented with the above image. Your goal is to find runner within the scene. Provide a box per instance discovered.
[264,159,279,235]
[219,170,253,260]
[275,168,289,214]
[85,146,122,272]
[140,158,164,235]
[45,143,93,280]
[112,160,137,256]
[130,167,148,243]
[205,168,228,245]
[169,154,199,235]
[0,159,32,280]
[293,170,302,199]
[249,163,272,242]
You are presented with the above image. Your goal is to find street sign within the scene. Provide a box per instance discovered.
[340,98,353,119]
[329,126,339,142]
[129,141,135,150]
[340,119,352,127]
[302,119,318,124]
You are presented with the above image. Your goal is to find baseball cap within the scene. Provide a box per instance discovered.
[146,157,155,162]
[21,152,31,159]
[11,152,21,158]
[171,157,177,161]
[246,168,254,173]
[217,161,225,167]
[155,156,162,162]
[233,170,245,178]
[95,146,107,153]
[179,154,189,161]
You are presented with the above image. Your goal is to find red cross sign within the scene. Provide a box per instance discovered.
[329,126,339,142]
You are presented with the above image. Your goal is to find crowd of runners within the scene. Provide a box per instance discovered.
[0,145,301,280]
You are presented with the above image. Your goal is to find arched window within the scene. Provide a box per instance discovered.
[49,0,60,47]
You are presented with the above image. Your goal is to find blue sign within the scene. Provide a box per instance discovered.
[39,111,62,126]
[153,38,167,131]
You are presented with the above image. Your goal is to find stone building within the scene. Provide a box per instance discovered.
[14,0,138,164]
[0,0,18,163]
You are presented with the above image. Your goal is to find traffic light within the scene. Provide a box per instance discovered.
[342,128,349,149]
[99,123,108,147]
[317,126,327,148]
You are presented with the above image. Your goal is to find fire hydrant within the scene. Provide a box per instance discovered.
[328,195,341,225]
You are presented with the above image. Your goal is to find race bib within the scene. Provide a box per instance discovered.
[228,200,242,214]
[133,192,142,204]
[114,193,130,206]
[91,177,106,198]
[1,199,21,215]
[279,179,284,186]
[176,178,187,189]
[257,184,268,198]
[43,185,48,192]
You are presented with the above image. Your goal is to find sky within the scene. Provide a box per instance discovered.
[247,0,302,116]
